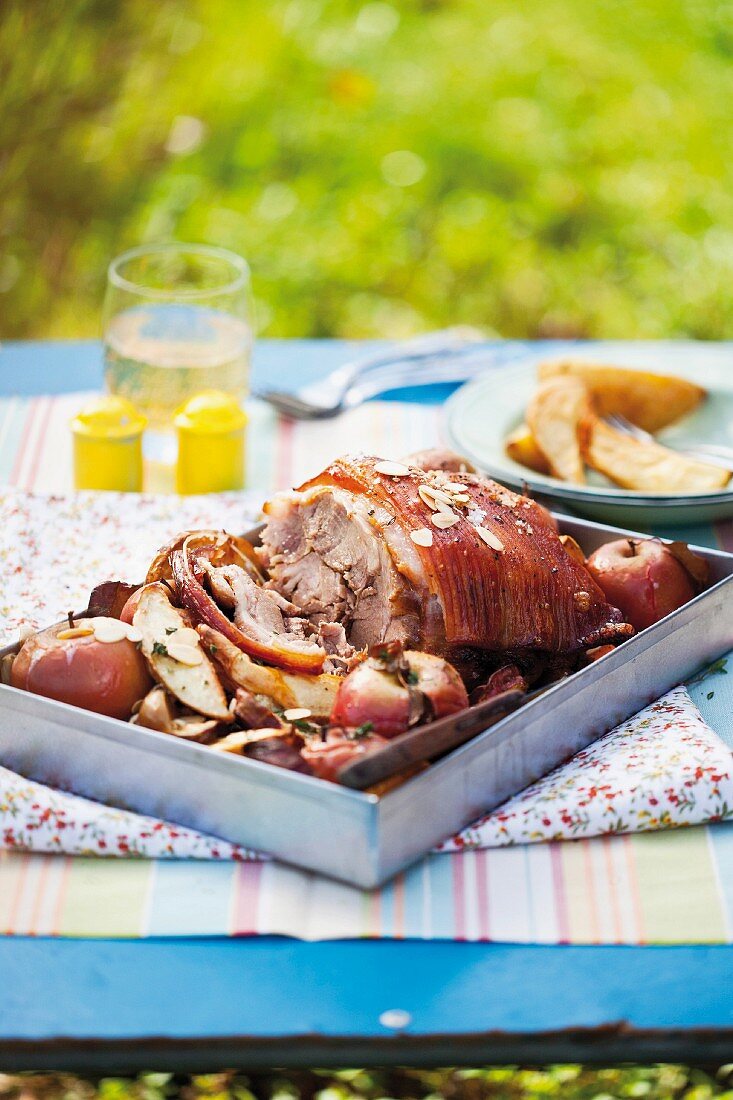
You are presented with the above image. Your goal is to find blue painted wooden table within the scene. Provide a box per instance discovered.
[1,339,732,1071]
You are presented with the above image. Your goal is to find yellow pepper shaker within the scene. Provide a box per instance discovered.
[174,390,247,494]
[71,396,146,491]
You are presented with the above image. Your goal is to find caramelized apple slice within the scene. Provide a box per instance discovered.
[133,685,223,742]
[133,583,231,720]
[199,626,340,719]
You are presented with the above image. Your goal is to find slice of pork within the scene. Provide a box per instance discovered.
[200,560,324,663]
[259,486,421,651]
[317,620,360,674]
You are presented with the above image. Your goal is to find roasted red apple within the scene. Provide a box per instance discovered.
[330,646,469,737]
[120,588,143,625]
[11,617,153,720]
[585,538,707,632]
[406,651,470,717]
[330,658,411,736]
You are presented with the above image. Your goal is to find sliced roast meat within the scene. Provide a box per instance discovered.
[243,733,313,774]
[201,560,323,663]
[172,546,327,674]
[317,620,360,674]
[260,454,633,661]
[229,687,287,730]
[259,485,420,650]
[472,664,528,705]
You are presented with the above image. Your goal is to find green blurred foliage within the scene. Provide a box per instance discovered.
[2,0,733,340]
[5,1067,733,1100]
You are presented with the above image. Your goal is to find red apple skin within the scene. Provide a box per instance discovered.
[330,651,469,737]
[407,651,469,717]
[301,728,390,783]
[11,625,153,720]
[330,659,410,736]
[585,538,697,632]
[120,588,144,625]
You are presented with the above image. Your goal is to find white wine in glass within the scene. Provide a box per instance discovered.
[103,244,253,459]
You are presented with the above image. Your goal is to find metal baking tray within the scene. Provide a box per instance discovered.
[0,513,731,888]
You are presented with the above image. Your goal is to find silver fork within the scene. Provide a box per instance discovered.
[606,414,733,470]
[253,327,491,419]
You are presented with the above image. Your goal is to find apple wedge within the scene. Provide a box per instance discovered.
[504,422,551,474]
[538,360,705,433]
[133,583,231,721]
[581,416,731,493]
[198,625,340,720]
[526,376,592,483]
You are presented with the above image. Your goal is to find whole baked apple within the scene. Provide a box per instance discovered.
[585,538,705,632]
[330,648,468,736]
[11,617,153,720]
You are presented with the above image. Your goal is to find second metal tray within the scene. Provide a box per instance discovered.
[0,513,731,888]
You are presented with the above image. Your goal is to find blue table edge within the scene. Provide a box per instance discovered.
[2,938,733,1067]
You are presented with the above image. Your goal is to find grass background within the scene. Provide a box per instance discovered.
[4,1068,733,1100]
[3,0,733,341]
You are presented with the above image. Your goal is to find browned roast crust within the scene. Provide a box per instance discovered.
[298,455,633,656]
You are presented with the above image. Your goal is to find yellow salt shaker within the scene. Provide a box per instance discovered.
[71,396,146,491]
[174,390,247,494]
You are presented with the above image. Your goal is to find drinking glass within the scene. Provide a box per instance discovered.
[103,243,252,459]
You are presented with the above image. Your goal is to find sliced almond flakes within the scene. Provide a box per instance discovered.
[475,526,505,551]
[432,511,460,529]
[410,528,434,547]
[166,642,204,667]
[374,461,411,477]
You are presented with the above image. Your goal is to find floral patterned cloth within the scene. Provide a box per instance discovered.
[0,488,731,859]
[438,685,733,850]
[0,766,262,860]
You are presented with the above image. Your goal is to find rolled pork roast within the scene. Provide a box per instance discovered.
[257,454,632,673]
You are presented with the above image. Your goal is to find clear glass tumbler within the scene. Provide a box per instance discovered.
[103,243,252,460]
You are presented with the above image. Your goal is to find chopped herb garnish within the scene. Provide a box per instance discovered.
[165,627,177,635]
[351,721,374,739]
[152,641,169,657]
[406,669,419,685]
[292,717,318,734]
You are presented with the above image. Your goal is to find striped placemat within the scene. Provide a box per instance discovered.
[1,821,732,943]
